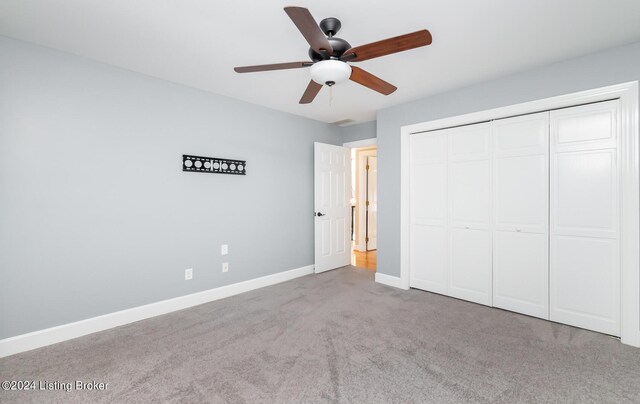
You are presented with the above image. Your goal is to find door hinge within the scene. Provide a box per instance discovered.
[365,237,369,243]
[366,164,370,170]
[366,200,370,207]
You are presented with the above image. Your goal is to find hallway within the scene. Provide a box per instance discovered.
[352,249,376,271]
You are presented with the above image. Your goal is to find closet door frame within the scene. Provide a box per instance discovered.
[398,81,640,347]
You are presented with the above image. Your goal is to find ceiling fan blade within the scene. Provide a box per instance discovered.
[349,66,397,95]
[234,61,312,73]
[341,29,432,62]
[300,80,323,104]
[284,7,333,54]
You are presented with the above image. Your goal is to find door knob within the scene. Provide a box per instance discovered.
[316,212,326,217]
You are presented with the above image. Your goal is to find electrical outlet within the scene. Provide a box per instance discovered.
[185,268,193,280]
[221,244,228,256]
[222,262,229,273]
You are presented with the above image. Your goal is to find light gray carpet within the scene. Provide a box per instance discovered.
[1,266,640,403]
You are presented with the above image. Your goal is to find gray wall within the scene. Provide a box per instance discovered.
[376,41,640,277]
[341,121,376,143]
[0,37,342,339]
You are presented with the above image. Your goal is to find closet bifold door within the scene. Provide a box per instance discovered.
[448,123,492,306]
[550,100,621,337]
[410,129,448,294]
[492,112,549,320]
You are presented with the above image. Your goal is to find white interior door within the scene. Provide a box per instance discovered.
[492,112,549,319]
[550,100,620,336]
[366,156,378,250]
[448,123,493,306]
[314,142,351,273]
[410,130,448,294]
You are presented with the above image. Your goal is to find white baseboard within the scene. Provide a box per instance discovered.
[375,272,408,290]
[0,265,314,358]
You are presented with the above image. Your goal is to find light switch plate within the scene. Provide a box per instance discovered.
[222,262,229,273]
[221,244,228,256]
[185,268,193,280]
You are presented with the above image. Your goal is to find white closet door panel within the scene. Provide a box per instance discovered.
[449,228,492,306]
[411,131,446,164]
[450,160,490,229]
[492,112,549,319]
[448,123,491,161]
[494,112,548,157]
[411,162,446,226]
[446,122,492,305]
[493,231,548,319]
[494,154,547,233]
[550,100,620,337]
[553,150,618,238]
[410,130,448,292]
[550,236,620,335]
[410,225,447,294]
[553,101,618,152]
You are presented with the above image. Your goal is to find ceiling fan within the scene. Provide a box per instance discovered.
[234,6,432,104]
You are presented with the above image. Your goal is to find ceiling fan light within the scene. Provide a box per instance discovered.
[310,60,352,85]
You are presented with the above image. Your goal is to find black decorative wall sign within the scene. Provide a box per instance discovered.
[182,154,246,175]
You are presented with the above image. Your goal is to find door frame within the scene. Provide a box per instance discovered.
[344,138,377,252]
[365,154,378,251]
[399,81,640,347]
[343,138,377,148]
[356,150,377,251]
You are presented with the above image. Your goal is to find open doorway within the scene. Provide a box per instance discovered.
[345,139,377,271]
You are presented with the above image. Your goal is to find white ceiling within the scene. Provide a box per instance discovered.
[2,0,640,124]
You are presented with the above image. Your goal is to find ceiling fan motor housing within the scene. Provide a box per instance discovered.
[308,36,352,61]
[308,17,351,62]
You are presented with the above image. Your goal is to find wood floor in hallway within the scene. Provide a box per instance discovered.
[352,249,376,271]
